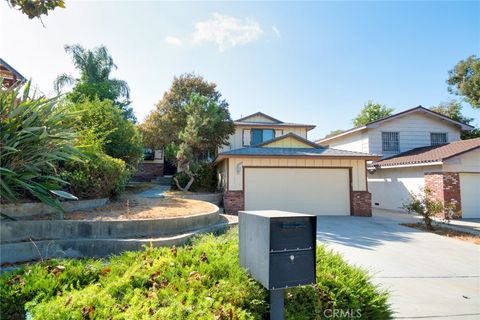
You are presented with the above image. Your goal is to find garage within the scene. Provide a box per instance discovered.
[460,173,480,218]
[244,167,351,215]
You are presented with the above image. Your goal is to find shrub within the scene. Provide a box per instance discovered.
[60,151,130,199]
[403,188,443,230]
[69,98,143,169]
[171,163,218,192]
[0,82,81,210]
[0,228,391,320]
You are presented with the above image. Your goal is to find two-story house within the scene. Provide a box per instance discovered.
[215,112,380,216]
[316,106,479,218]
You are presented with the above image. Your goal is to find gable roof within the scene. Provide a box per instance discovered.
[317,106,475,144]
[255,132,320,148]
[216,146,379,162]
[372,138,480,168]
[236,112,283,123]
[216,133,379,162]
[0,58,26,86]
[234,112,316,130]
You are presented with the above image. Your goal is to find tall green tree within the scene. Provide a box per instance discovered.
[430,100,480,139]
[172,94,234,191]
[68,98,143,168]
[141,73,234,151]
[447,55,480,109]
[6,0,65,19]
[54,44,135,121]
[353,101,394,127]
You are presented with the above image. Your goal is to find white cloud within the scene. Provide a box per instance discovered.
[165,36,183,46]
[192,13,263,52]
[272,25,281,39]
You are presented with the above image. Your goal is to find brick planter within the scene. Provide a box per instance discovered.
[351,191,372,217]
[223,191,244,215]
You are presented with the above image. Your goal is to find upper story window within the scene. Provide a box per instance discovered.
[251,129,275,145]
[430,133,447,146]
[382,132,399,153]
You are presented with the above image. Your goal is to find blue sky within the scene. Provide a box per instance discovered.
[1,1,479,140]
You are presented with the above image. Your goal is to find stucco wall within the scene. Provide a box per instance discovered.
[226,157,367,191]
[368,165,442,211]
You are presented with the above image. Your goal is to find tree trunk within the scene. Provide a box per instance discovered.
[174,175,195,192]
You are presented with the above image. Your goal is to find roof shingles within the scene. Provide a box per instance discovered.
[373,138,480,167]
[218,146,378,158]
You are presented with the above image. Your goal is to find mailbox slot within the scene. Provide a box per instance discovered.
[270,217,315,251]
[269,249,316,289]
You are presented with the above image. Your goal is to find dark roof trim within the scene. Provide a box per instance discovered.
[365,106,473,129]
[317,105,474,143]
[255,132,320,148]
[0,58,26,83]
[235,112,283,123]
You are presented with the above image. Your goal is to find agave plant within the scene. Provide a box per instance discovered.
[0,81,81,215]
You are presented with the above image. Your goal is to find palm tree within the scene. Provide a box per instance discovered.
[54,44,135,120]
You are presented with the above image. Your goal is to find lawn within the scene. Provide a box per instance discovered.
[1,228,392,319]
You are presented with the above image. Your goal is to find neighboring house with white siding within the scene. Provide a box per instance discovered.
[216,112,380,217]
[316,106,479,219]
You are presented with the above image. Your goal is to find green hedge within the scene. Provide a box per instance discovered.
[60,152,130,199]
[0,228,391,319]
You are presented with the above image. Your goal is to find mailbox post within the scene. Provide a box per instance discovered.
[239,210,317,320]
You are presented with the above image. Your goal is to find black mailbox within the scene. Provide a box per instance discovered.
[239,210,317,290]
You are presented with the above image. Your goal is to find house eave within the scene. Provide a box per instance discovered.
[234,122,316,131]
[215,153,381,164]
[371,161,444,169]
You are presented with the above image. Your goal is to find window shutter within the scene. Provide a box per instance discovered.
[243,129,251,146]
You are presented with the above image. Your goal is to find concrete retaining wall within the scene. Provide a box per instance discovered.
[0,217,233,264]
[1,207,220,243]
[166,193,223,206]
[1,198,109,219]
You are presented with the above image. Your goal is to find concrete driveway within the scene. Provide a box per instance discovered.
[316,209,480,319]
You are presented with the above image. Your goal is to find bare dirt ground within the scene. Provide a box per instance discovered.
[30,188,216,221]
[402,223,480,245]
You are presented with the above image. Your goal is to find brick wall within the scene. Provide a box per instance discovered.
[133,162,164,181]
[223,190,373,217]
[424,172,462,219]
[351,191,372,217]
[223,191,244,215]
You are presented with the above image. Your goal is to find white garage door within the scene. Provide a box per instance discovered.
[460,173,480,218]
[244,167,350,215]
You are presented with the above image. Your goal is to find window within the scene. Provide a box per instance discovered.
[143,148,154,161]
[382,132,399,152]
[251,129,275,145]
[431,133,447,146]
